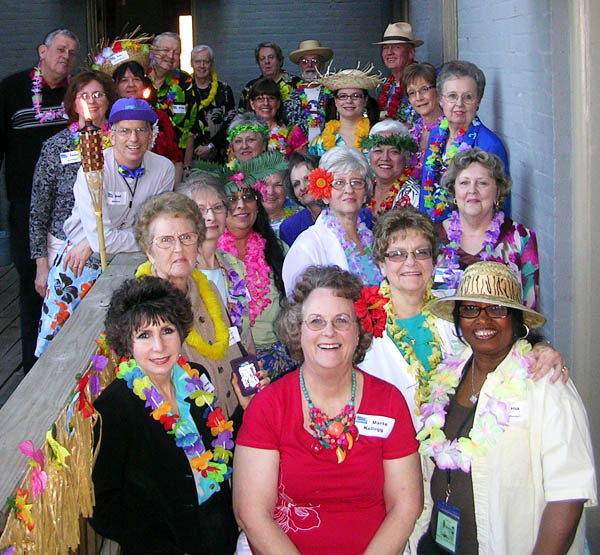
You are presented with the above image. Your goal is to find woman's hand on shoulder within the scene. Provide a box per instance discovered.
[529,342,569,384]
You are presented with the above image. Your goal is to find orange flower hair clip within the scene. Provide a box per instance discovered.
[307,167,333,200]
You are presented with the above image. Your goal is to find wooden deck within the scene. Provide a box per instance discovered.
[0,264,24,408]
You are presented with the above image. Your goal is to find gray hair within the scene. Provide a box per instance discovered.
[437,60,486,102]
[191,44,214,61]
[43,29,80,48]
[227,112,269,146]
[320,146,373,197]
[369,119,410,138]
[254,42,284,66]
[153,32,181,48]
[176,173,227,205]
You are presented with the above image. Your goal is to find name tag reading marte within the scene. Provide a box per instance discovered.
[355,414,395,438]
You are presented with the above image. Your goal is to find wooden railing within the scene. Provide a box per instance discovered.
[0,252,145,554]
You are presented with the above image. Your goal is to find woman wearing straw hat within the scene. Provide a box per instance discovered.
[413,261,597,554]
[308,65,382,156]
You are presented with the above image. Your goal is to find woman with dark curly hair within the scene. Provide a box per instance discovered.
[233,265,423,554]
[90,276,238,554]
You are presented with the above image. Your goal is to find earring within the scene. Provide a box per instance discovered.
[519,324,530,339]
[363,108,368,118]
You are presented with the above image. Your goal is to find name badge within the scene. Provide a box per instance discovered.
[355,413,395,438]
[228,325,241,346]
[106,191,126,205]
[60,150,81,165]
[172,104,186,114]
[435,500,460,553]
[199,373,215,393]
[109,51,130,65]
[509,400,529,423]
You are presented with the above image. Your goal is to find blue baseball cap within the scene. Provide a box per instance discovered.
[108,98,158,125]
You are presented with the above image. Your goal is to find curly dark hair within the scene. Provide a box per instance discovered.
[104,276,193,358]
[275,265,373,364]
[246,77,286,125]
[64,70,118,122]
[324,93,380,127]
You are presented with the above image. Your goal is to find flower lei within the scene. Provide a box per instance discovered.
[278,79,293,102]
[268,126,290,157]
[217,230,272,326]
[440,210,505,289]
[321,209,383,284]
[377,74,411,121]
[368,170,412,217]
[307,167,333,199]
[197,71,219,110]
[136,262,229,359]
[68,122,112,152]
[416,340,532,472]
[223,265,250,328]
[297,83,332,128]
[117,355,234,501]
[321,117,370,151]
[354,286,387,337]
[31,66,67,123]
[408,114,443,180]
[227,123,269,143]
[380,279,443,412]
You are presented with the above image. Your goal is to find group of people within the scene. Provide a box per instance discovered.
[0,20,597,555]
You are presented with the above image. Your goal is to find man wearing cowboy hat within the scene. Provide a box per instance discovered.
[283,39,334,142]
[374,22,423,122]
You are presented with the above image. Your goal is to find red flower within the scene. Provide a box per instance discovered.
[206,407,225,428]
[159,413,177,431]
[354,286,387,338]
[112,42,122,53]
[307,168,333,200]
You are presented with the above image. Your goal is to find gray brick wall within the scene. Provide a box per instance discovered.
[408,0,443,67]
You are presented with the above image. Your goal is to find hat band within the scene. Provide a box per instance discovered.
[381,35,413,42]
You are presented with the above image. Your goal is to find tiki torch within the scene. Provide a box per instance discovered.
[78,99,107,270]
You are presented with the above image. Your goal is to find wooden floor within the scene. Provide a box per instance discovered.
[0,264,24,409]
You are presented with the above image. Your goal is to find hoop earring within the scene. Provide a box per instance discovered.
[519,324,530,339]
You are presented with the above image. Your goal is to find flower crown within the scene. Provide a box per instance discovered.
[307,167,334,200]
[354,286,387,337]
[227,123,269,143]
[89,27,153,74]
[360,133,417,153]
[227,172,267,199]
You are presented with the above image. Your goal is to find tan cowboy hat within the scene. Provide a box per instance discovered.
[289,40,333,65]
[373,22,424,47]
[318,63,384,92]
[429,261,546,329]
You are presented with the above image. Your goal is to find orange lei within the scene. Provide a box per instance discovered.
[322,117,370,151]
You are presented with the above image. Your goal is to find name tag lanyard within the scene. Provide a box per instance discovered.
[120,174,140,209]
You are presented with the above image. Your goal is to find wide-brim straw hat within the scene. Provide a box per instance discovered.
[429,261,546,329]
[90,27,153,76]
[373,22,424,47]
[289,40,334,64]
[317,63,384,92]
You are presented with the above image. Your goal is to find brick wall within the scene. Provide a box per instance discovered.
[408,0,443,67]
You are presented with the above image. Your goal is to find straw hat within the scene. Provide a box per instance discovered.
[317,63,384,92]
[373,22,423,47]
[90,27,153,75]
[429,261,546,329]
[289,39,333,65]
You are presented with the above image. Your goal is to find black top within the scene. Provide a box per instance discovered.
[89,365,238,554]
[0,68,70,202]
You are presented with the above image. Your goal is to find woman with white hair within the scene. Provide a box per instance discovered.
[362,119,420,217]
[226,112,269,164]
[282,145,382,293]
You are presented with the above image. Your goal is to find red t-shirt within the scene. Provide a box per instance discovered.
[236,369,418,555]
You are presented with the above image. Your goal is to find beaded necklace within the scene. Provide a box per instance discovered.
[117,355,234,502]
[379,280,443,413]
[31,65,68,123]
[321,117,370,151]
[297,83,332,128]
[299,366,359,464]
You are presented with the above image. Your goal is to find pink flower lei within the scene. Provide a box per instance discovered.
[31,65,68,123]
[440,210,504,289]
[217,229,272,326]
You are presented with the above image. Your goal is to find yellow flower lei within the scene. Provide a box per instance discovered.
[379,279,443,414]
[135,261,229,360]
[197,71,219,110]
[321,117,371,151]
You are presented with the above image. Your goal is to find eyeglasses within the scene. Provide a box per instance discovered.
[303,314,355,331]
[406,85,435,99]
[226,192,257,207]
[253,94,278,104]
[77,91,106,101]
[458,304,510,319]
[198,203,226,215]
[300,57,320,65]
[331,178,366,190]
[383,248,432,262]
[335,93,365,101]
[442,92,478,105]
[152,232,199,249]
[114,126,151,137]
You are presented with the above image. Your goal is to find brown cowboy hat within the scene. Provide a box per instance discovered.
[373,22,424,47]
[289,40,334,65]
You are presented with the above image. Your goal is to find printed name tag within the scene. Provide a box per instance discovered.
[355,413,395,438]
[172,104,186,114]
[199,373,215,393]
[110,51,130,65]
[106,191,126,205]
[228,325,241,346]
[60,150,81,165]
[509,400,529,423]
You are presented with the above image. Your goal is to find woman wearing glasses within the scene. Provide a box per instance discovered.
[30,70,118,300]
[247,77,308,159]
[282,146,383,293]
[308,66,382,156]
[419,60,509,221]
